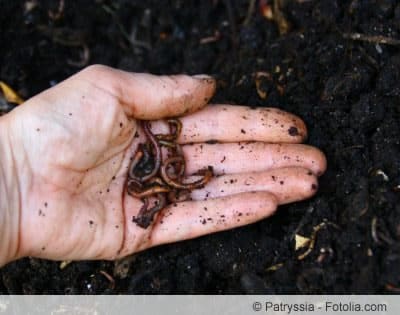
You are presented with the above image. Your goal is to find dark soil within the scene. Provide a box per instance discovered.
[1,0,400,294]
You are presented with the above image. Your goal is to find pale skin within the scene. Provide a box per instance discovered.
[0,65,326,267]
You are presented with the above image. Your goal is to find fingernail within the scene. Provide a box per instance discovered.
[193,74,213,80]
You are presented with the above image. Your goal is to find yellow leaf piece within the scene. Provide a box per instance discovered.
[297,221,340,261]
[59,260,72,269]
[254,71,272,100]
[295,234,311,251]
[0,81,24,104]
[266,262,283,272]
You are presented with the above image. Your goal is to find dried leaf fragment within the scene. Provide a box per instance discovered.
[254,71,272,99]
[266,262,283,272]
[0,81,24,104]
[295,234,310,251]
[59,260,72,269]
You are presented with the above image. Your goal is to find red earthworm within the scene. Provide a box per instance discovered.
[128,149,144,179]
[168,189,191,203]
[155,119,182,141]
[132,193,167,228]
[127,118,213,229]
[158,141,185,179]
[141,121,162,182]
[161,157,214,190]
[146,176,167,186]
[127,178,170,198]
[129,143,154,178]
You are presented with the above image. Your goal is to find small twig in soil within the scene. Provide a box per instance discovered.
[371,217,396,246]
[243,0,257,26]
[316,247,334,264]
[67,44,90,68]
[48,0,65,21]
[199,31,221,45]
[343,33,400,46]
[101,4,151,50]
[356,45,379,70]
[385,283,400,293]
[273,0,291,35]
[37,25,86,47]
[371,217,379,244]
[291,205,315,239]
[222,0,238,47]
[99,270,116,290]
[340,145,364,152]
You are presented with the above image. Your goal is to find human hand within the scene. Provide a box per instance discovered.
[0,65,326,266]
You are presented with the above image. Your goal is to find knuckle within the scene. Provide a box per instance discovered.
[81,64,111,76]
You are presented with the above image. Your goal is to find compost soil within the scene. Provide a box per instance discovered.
[1,0,400,294]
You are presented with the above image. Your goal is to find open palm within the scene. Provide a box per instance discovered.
[2,65,325,263]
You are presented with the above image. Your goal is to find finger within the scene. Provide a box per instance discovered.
[147,192,278,248]
[76,65,216,119]
[150,105,307,143]
[182,142,327,176]
[189,167,318,205]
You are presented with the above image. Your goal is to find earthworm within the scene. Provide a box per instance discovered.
[161,157,213,190]
[129,143,155,180]
[127,178,170,198]
[137,143,153,175]
[168,189,191,203]
[146,176,167,186]
[132,193,167,228]
[127,118,213,228]
[155,119,182,141]
[141,121,162,182]
[161,143,186,180]
[158,140,176,148]
[128,149,144,179]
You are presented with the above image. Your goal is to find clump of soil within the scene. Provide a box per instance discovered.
[1,0,400,293]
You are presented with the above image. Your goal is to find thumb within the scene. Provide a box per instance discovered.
[76,65,216,119]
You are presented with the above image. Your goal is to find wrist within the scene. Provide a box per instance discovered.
[0,114,22,267]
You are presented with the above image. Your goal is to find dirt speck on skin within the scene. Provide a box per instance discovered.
[288,126,299,136]
[1,1,400,294]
